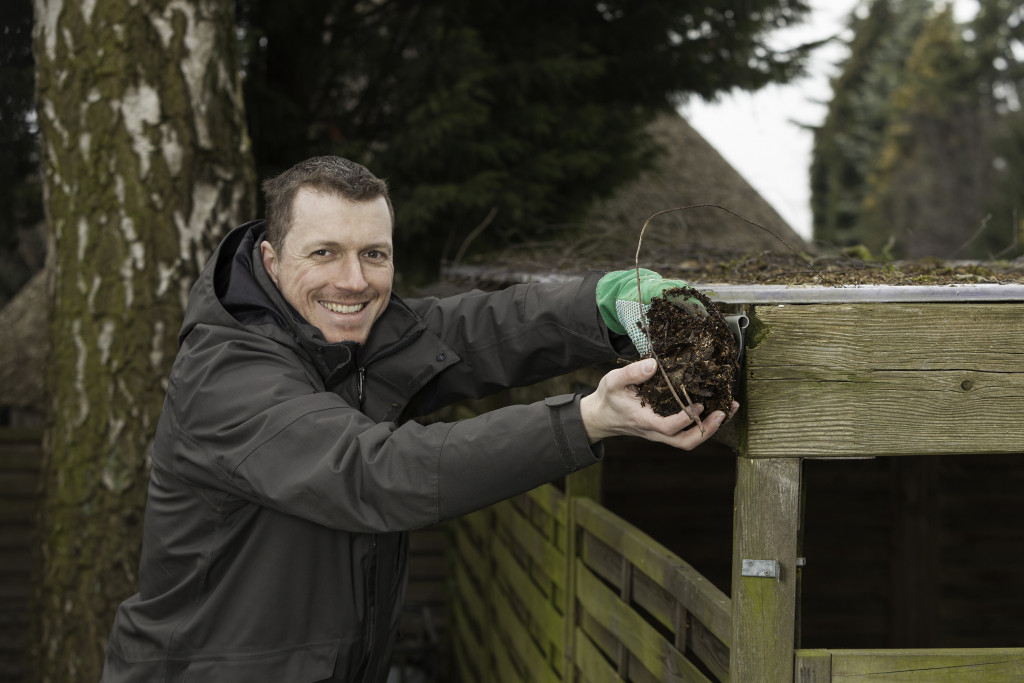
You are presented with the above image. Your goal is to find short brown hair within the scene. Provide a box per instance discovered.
[261,156,394,252]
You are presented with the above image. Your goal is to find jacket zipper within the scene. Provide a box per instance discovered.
[360,534,379,681]
[356,327,425,409]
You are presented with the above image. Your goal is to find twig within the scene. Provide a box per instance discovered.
[635,208,705,434]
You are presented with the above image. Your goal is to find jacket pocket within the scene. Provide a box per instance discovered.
[179,640,341,682]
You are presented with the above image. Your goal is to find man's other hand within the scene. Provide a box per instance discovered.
[579,358,739,450]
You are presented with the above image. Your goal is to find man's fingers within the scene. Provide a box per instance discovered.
[611,358,658,389]
[647,410,726,451]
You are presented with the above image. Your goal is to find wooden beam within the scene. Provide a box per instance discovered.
[731,457,802,682]
[743,303,1024,458]
[826,648,1024,681]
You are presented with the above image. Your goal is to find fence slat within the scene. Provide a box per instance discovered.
[491,540,564,650]
[575,559,712,683]
[449,589,484,679]
[575,498,732,647]
[490,580,562,683]
[522,483,568,527]
[574,627,625,683]
[494,500,565,591]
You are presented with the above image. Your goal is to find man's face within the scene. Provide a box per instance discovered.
[260,188,394,345]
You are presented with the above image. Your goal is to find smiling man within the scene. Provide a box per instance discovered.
[260,186,394,346]
[101,156,734,682]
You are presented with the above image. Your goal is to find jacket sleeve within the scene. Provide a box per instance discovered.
[162,323,601,533]
[405,271,630,415]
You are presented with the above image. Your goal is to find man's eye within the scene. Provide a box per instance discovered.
[365,250,384,259]
[312,249,330,257]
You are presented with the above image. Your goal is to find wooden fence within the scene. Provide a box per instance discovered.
[449,477,731,682]
[0,428,43,683]
[450,478,1024,682]
[448,295,1024,682]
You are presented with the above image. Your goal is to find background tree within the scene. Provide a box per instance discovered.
[969,0,1024,258]
[810,0,931,250]
[238,0,815,285]
[811,0,1024,260]
[860,6,996,258]
[30,0,256,679]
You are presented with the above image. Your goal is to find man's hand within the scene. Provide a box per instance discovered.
[579,358,739,450]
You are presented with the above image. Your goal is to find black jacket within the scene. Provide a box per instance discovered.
[101,221,622,682]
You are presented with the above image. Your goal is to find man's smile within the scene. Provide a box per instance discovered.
[319,301,367,314]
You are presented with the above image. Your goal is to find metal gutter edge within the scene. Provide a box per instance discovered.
[441,266,1024,304]
[695,283,1024,304]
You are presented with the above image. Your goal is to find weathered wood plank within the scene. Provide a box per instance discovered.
[453,520,487,595]
[730,457,801,683]
[451,547,486,639]
[576,498,733,646]
[521,483,568,527]
[494,501,565,591]
[0,428,44,444]
[574,628,624,683]
[491,539,564,649]
[462,507,492,542]
[795,650,832,682]
[449,589,485,679]
[827,648,1024,681]
[576,559,712,682]
[490,623,527,683]
[490,577,562,683]
[744,303,1024,457]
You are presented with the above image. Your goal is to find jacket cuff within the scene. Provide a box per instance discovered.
[544,393,604,472]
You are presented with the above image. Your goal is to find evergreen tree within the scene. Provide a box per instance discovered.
[810,0,932,249]
[239,0,814,283]
[969,0,1024,259]
[861,7,996,258]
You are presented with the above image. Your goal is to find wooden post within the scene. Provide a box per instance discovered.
[730,457,802,682]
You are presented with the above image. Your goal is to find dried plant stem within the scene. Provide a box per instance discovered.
[657,361,704,436]
[635,208,705,434]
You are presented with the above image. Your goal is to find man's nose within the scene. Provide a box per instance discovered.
[332,255,369,291]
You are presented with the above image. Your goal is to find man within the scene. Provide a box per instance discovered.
[101,156,735,682]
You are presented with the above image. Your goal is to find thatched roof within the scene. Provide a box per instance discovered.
[446,110,809,284]
[0,267,48,416]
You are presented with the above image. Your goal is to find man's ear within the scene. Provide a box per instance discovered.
[260,241,280,286]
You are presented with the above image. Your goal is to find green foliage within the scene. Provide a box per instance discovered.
[239,0,813,283]
[812,0,1024,260]
[810,0,931,249]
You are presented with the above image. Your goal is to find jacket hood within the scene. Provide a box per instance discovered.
[181,220,425,387]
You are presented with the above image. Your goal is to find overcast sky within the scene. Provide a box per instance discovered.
[680,0,980,241]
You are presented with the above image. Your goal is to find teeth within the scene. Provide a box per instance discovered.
[320,301,365,314]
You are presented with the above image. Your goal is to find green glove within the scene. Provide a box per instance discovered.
[596,268,706,354]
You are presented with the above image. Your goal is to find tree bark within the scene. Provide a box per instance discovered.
[30,0,255,679]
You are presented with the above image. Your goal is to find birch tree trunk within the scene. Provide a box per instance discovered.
[30,0,255,679]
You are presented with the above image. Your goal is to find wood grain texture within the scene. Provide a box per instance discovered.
[730,457,801,683]
[744,303,1024,458]
[827,648,1024,681]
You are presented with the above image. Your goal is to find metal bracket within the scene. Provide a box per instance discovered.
[741,559,780,579]
[725,309,749,365]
